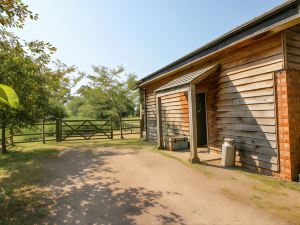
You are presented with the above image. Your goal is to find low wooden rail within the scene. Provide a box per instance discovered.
[0,118,144,146]
[121,119,142,135]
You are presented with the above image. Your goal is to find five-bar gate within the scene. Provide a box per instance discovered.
[56,119,113,141]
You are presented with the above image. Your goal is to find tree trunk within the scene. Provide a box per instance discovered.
[2,123,7,154]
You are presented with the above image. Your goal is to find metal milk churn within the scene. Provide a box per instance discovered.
[221,138,236,167]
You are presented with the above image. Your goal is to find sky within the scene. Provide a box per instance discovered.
[14,0,285,87]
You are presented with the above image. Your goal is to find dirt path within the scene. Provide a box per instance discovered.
[41,146,293,225]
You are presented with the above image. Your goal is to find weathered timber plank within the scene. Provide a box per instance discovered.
[216,96,274,106]
[162,121,189,127]
[287,53,300,63]
[216,103,275,112]
[218,129,276,141]
[217,88,274,100]
[286,46,300,56]
[289,25,300,33]
[162,117,190,123]
[216,110,275,118]
[215,123,276,133]
[217,134,277,148]
[220,54,282,77]
[216,117,276,126]
[285,30,300,42]
[287,62,300,70]
[237,155,278,171]
[221,34,282,65]
[161,109,188,114]
[217,80,274,95]
[161,97,187,104]
[160,92,186,100]
[286,38,300,49]
[234,142,278,157]
[222,47,282,71]
[161,105,189,110]
[219,62,282,83]
[236,150,278,164]
[218,73,273,88]
[161,101,188,107]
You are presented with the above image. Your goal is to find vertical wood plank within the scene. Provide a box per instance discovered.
[120,118,123,139]
[56,118,62,142]
[110,117,113,140]
[144,88,148,140]
[188,84,200,163]
[156,96,163,148]
[42,119,45,144]
[282,31,287,69]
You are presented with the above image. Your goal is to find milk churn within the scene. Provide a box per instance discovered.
[221,138,236,167]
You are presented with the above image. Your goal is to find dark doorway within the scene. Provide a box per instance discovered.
[196,93,207,146]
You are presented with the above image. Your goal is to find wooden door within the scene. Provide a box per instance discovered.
[196,93,207,146]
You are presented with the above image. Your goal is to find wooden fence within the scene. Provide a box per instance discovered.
[1,118,143,146]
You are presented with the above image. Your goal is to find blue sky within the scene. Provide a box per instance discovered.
[15,0,285,83]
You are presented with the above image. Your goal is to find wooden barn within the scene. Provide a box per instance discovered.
[138,0,300,181]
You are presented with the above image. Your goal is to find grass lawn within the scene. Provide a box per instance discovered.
[0,139,300,224]
[0,144,58,225]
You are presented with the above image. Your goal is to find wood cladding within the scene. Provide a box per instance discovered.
[146,91,157,142]
[214,36,282,172]
[144,32,285,172]
[285,24,300,70]
[161,92,190,138]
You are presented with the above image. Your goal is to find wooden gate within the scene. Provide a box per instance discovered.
[56,119,113,141]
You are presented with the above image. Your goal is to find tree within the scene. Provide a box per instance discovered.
[67,86,110,119]
[88,66,138,138]
[0,29,81,150]
[0,0,38,28]
[38,60,83,119]
[0,0,82,150]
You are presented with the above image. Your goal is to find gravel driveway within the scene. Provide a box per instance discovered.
[41,145,292,225]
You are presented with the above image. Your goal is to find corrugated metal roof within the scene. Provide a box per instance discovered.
[155,65,216,92]
[138,0,300,86]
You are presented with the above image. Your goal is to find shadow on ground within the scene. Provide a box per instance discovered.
[41,147,185,225]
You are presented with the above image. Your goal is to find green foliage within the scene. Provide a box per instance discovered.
[0,31,81,131]
[0,0,82,153]
[0,0,38,28]
[67,66,139,120]
[87,65,139,119]
[38,60,82,119]
[0,30,52,127]
[0,84,19,108]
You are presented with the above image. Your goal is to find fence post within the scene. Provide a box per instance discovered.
[42,119,45,144]
[140,117,144,138]
[9,127,14,146]
[120,117,124,139]
[56,118,62,142]
[110,118,113,140]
